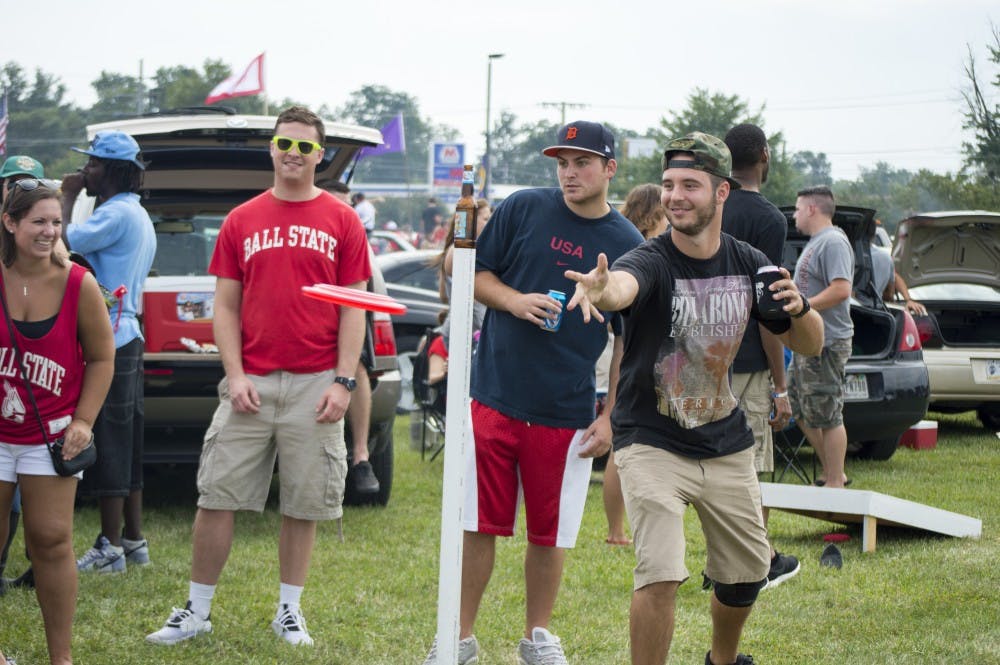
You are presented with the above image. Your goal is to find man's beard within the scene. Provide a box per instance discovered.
[669,197,717,237]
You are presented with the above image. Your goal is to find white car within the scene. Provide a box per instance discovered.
[895,210,1000,429]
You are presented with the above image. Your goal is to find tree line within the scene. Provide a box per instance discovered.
[2,31,997,235]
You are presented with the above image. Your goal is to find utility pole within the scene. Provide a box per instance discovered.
[540,101,588,125]
[136,60,146,116]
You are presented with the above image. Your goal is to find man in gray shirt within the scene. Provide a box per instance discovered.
[790,186,853,488]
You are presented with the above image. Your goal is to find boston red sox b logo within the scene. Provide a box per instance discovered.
[566,127,578,140]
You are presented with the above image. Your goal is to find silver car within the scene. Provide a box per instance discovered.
[895,210,1000,430]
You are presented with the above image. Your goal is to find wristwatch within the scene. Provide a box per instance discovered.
[791,297,812,319]
[333,376,357,392]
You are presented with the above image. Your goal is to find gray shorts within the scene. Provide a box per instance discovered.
[789,338,852,429]
[196,371,347,521]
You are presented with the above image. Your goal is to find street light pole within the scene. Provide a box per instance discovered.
[484,53,504,201]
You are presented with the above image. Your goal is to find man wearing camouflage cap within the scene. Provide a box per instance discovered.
[566,132,823,665]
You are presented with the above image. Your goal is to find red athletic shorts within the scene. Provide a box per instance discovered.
[463,400,593,548]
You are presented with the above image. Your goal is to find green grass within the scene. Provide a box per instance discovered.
[2,411,998,664]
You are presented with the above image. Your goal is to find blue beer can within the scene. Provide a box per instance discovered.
[542,289,567,332]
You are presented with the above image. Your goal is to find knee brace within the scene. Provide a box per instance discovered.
[713,579,766,608]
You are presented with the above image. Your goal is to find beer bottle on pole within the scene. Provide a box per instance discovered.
[454,164,478,249]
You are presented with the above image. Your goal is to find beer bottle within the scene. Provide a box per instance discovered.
[453,164,478,249]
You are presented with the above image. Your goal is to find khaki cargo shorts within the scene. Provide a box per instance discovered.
[731,370,774,473]
[615,444,770,590]
[789,338,852,429]
[196,371,347,521]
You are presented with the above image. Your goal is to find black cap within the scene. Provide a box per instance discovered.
[542,121,615,160]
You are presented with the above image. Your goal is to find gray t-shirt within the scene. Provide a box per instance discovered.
[870,245,893,301]
[794,226,854,343]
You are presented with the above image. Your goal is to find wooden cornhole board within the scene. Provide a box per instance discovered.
[760,482,982,552]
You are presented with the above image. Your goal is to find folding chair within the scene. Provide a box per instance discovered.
[411,329,447,461]
[772,421,815,485]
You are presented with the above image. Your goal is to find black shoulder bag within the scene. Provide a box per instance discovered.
[0,272,96,476]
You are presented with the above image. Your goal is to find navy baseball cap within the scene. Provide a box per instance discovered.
[542,121,615,160]
[71,130,146,170]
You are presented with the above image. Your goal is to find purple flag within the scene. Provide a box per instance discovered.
[358,113,406,158]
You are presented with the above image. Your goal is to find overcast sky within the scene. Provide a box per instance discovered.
[6,0,996,180]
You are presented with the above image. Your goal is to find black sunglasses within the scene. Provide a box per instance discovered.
[6,178,60,193]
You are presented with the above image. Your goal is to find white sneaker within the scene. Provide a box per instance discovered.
[146,602,212,645]
[76,535,125,574]
[518,627,568,665]
[423,635,479,664]
[271,604,314,646]
[122,537,150,566]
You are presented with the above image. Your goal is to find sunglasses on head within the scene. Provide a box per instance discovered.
[272,136,323,155]
[6,178,60,193]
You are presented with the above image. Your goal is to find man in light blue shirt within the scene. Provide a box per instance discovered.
[62,130,157,573]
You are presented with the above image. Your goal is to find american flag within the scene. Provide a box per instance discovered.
[0,91,9,157]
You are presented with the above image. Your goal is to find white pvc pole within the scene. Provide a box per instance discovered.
[434,244,476,664]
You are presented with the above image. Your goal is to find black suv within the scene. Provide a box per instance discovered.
[71,110,401,505]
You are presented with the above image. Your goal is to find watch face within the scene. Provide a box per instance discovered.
[336,376,357,391]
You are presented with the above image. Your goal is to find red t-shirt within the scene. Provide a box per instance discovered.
[210,190,371,375]
[428,335,448,360]
[0,264,86,445]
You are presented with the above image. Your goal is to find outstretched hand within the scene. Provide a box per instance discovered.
[564,253,610,324]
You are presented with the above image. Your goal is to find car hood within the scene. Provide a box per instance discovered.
[894,210,1000,288]
[84,112,381,205]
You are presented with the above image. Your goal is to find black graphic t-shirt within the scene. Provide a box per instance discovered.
[611,232,792,459]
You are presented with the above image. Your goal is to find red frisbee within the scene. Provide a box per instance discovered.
[302,284,407,315]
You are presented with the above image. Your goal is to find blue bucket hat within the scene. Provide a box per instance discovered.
[71,130,146,170]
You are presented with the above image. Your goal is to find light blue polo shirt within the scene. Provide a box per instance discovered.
[65,192,157,348]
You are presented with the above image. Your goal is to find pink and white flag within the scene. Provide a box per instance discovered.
[205,53,265,105]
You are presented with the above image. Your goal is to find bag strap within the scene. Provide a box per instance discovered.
[0,268,52,448]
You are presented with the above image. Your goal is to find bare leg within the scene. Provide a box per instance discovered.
[21,474,79,665]
[348,364,372,464]
[190,508,235,585]
[524,542,565,637]
[459,531,495,638]
[123,489,143,541]
[630,581,678,665]
[762,506,775,558]
[799,423,825,481]
[98,496,125,547]
[603,450,629,543]
[820,425,848,488]
[277,515,317,586]
[708,592,754,665]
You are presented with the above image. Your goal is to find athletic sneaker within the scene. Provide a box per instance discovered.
[146,601,212,645]
[422,635,480,664]
[705,651,756,664]
[351,460,380,494]
[272,604,314,646]
[76,535,125,574]
[518,627,568,665]
[764,551,801,589]
[122,537,150,566]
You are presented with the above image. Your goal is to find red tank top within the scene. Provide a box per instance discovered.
[0,263,86,445]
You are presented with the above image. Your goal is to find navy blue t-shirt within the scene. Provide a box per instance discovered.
[471,188,644,429]
[611,232,792,459]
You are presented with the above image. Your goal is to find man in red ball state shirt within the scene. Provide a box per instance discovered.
[147,106,371,648]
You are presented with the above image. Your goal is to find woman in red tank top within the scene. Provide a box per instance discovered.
[0,181,114,665]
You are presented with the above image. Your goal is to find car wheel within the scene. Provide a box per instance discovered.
[343,425,394,507]
[854,435,900,461]
[977,405,1000,431]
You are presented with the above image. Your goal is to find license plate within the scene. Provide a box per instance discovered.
[985,359,1000,383]
[844,374,869,400]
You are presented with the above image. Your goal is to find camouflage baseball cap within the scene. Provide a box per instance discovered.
[662,132,741,189]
